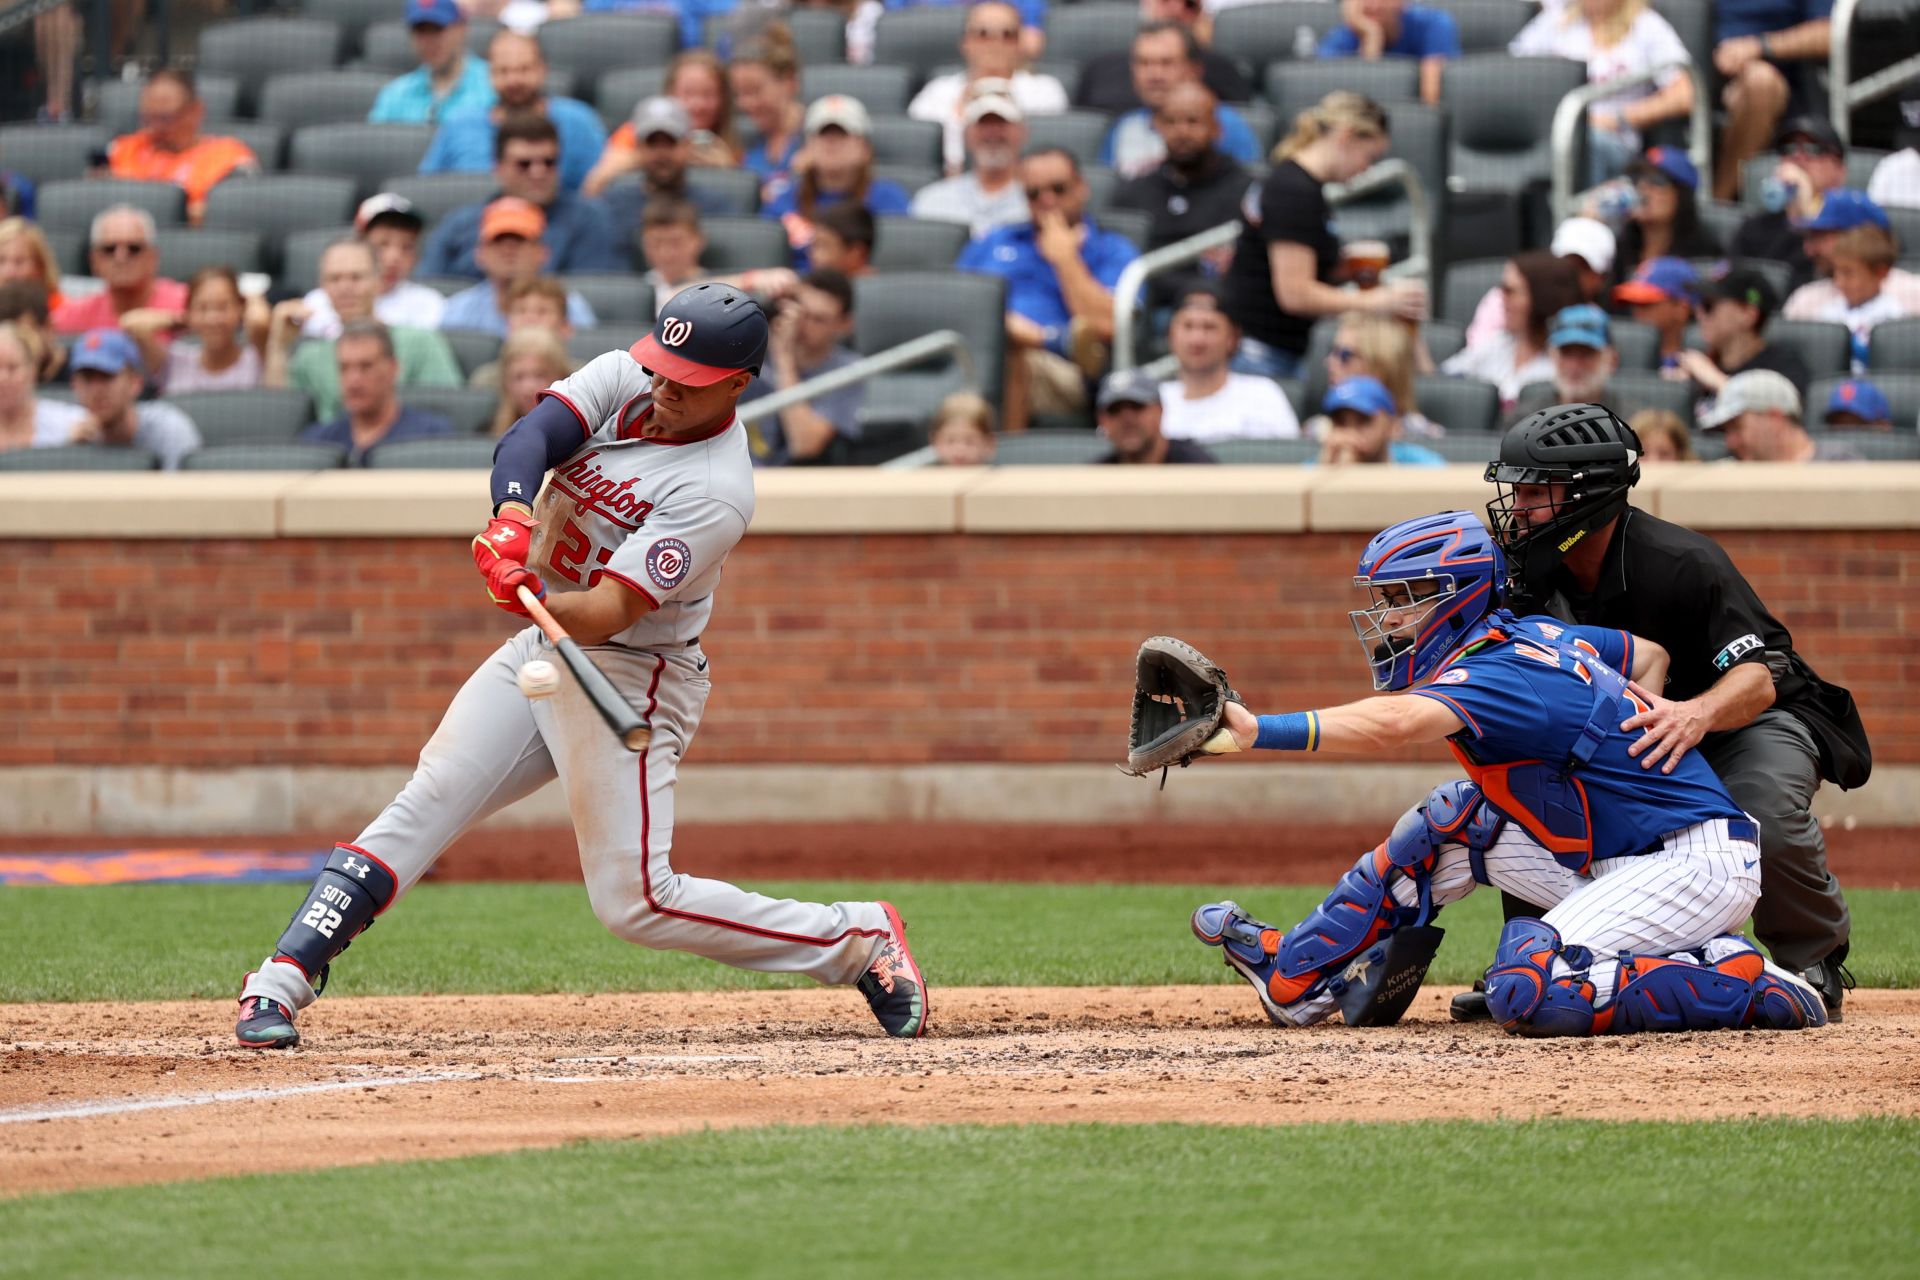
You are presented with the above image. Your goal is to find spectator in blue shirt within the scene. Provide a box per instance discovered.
[1103,23,1260,180]
[419,114,622,280]
[299,319,456,466]
[1318,0,1460,104]
[1711,0,1834,200]
[762,96,913,273]
[419,30,608,196]
[368,0,495,126]
[958,147,1140,431]
[439,198,599,338]
[883,0,1050,59]
[579,0,738,54]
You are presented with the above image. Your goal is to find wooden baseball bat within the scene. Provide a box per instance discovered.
[517,585,652,753]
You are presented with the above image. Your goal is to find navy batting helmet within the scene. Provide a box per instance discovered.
[630,282,769,386]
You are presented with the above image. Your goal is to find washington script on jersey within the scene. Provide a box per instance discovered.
[550,451,658,528]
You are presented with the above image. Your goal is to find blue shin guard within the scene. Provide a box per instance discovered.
[271,844,398,994]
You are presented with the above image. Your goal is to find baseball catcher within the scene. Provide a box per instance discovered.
[1126,510,1830,1037]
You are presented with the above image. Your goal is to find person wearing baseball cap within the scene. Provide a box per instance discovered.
[906,2,1070,174]
[1612,147,1719,288]
[1700,369,1860,462]
[439,197,597,339]
[910,82,1031,238]
[1318,375,1442,466]
[66,328,203,469]
[420,114,621,280]
[583,96,734,235]
[1732,116,1848,285]
[1781,189,1920,324]
[1095,367,1217,464]
[368,0,492,128]
[1500,303,1618,427]
[1675,263,1806,410]
[761,95,912,273]
[1823,377,1894,429]
[1551,216,1616,300]
[299,194,445,339]
[1613,256,1699,369]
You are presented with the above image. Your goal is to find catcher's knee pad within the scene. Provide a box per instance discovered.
[1420,779,1504,885]
[272,844,398,993]
[1485,918,1602,1037]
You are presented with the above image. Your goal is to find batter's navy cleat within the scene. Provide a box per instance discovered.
[236,995,299,1049]
[859,902,928,1038]
[1192,901,1296,1025]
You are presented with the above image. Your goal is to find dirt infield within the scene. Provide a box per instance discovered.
[4,986,1917,1198]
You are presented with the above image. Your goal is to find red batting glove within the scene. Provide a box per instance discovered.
[482,558,546,616]
[472,509,538,577]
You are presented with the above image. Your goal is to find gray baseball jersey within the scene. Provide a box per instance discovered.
[241,349,894,1020]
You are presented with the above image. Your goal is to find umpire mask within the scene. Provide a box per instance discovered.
[1484,403,1641,596]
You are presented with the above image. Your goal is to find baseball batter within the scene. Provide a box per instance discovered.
[235,284,928,1048]
[1186,511,1829,1036]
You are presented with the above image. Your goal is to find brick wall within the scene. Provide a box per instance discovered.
[7,529,1918,767]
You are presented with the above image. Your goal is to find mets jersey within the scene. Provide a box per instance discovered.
[528,351,756,650]
[1409,609,1745,866]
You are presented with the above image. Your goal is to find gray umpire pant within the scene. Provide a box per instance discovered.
[1699,709,1850,973]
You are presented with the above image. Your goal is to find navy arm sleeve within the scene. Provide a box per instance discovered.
[490,396,585,511]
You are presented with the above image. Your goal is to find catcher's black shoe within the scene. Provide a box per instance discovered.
[236,995,300,1049]
[1799,954,1854,1022]
[1449,980,1492,1023]
[859,902,928,1038]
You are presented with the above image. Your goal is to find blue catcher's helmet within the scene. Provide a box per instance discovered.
[1350,511,1505,691]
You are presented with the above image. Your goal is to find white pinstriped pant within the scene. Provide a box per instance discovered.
[243,627,893,1014]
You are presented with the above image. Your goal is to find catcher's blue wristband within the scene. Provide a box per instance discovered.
[1254,711,1319,751]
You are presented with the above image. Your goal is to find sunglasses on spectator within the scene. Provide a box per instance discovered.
[511,155,559,171]
[1024,180,1072,200]
[967,25,1020,39]
[94,242,149,257]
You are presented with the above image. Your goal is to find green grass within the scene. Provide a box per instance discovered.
[3,882,1917,1002]
[3,1120,1916,1279]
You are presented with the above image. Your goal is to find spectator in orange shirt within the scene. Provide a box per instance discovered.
[107,69,258,224]
[50,206,188,366]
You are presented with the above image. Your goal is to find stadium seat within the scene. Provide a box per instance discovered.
[367,437,500,467]
[417,274,475,296]
[278,225,359,297]
[1766,319,1853,379]
[1241,100,1278,156]
[869,116,944,171]
[150,227,266,277]
[871,217,970,272]
[181,442,350,471]
[872,7,969,80]
[1213,2,1344,70]
[1809,373,1920,431]
[197,18,348,112]
[1084,165,1120,212]
[1887,207,1920,257]
[1867,319,1920,376]
[401,386,498,434]
[1024,111,1112,170]
[302,0,396,57]
[360,20,420,73]
[872,163,941,196]
[804,65,914,115]
[0,125,108,184]
[1046,3,1141,68]
[595,67,668,128]
[1208,439,1320,463]
[1605,371,1696,422]
[785,6,852,64]
[854,270,1007,406]
[1832,431,1920,459]
[1265,61,1419,136]
[1427,433,1503,462]
[202,176,358,274]
[1432,0,1533,52]
[97,74,241,136]
[439,327,503,378]
[1414,374,1499,433]
[1100,208,1154,249]
[1440,257,1504,325]
[221,122,288,171]
[993,429,1110,465]
[1695,200,1746,251]
[561,274,657,324]
[34,179,186,235]
[1425,319,1466,366]
[377,173,499,227]
[290,124,435,200]
[0,445,158,471]
[1332,100,1448,243]
[44,227,85,275]
[1611,319,1660,371]
[161,388,314,446]
[1278,377,1310,419]
[1651,0,1713,86]
[566,325,651,364]
[694,216,792,271]
[1443,54,1588,195]
[688,166,763,215]
[258,70,394,130]
[539,14,680,86]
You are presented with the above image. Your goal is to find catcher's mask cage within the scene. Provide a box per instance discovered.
[1349,575,1470,691]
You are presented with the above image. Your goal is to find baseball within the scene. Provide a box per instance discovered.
[517,659,561,700]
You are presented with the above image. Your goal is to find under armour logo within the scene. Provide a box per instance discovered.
[660,317,694,347]
[494,530,514,542]
[507,482,523,495]
[342,856,370,879]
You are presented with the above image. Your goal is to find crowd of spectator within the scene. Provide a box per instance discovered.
[0,0,1916,474]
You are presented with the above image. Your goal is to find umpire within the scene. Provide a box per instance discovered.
[1471,402,1872,1018]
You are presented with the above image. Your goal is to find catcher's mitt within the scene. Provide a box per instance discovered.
[1120,636,1244,783]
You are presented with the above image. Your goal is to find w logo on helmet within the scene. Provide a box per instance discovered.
[660,317,694,348]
